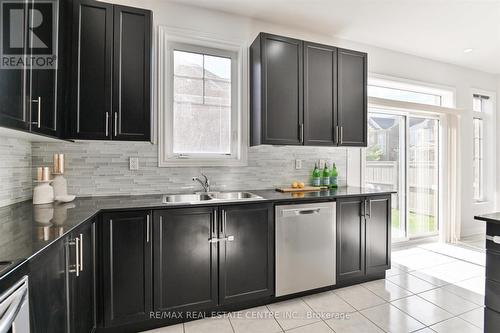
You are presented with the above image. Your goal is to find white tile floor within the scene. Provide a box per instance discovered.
[143,242,486,333]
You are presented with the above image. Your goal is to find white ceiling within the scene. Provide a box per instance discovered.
[166,0,500,75]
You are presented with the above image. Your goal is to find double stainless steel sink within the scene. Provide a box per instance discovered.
[163,191,264,204]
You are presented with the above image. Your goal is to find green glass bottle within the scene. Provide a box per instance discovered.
[311,163,321,186]
[330,163,338,188]
[322,162,330,187]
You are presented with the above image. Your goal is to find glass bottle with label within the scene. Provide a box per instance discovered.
[330,163,338,188]
[322,162,330,187]
[311,163,321,186]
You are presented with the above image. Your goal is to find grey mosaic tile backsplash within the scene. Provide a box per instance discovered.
[0,137,32,207]
[32,141,348,197]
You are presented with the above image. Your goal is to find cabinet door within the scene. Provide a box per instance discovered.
[153,207,218,313]
[219,204,274,305]
[71,0,113,139]
[69,220,96,333]
[336,197,365,282]
[365,195,391,275]
[337,49,367,147]
[304,42,337,146]
[0,0,29,131]
[0,68,28,130]
[260,33,303,145]
[101,210,152,327]
[112,5,151,141]
[29,237,67,333]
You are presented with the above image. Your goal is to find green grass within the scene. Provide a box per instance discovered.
[391,208,437,237]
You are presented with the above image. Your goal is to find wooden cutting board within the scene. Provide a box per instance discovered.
[276,186,327,193]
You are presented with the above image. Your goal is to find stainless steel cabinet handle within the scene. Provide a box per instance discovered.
[32,96,41,128]
[340,126,344,144]
[105,112,109,137]
[367,200,372,219]
[486,235,500,244]
[335,125,339,144]
[114,112,118,137]
[79,233,83,272]
[146,214,150,243]
[299,123,304,143]
[208,235,234,243]
[75,237,80,277]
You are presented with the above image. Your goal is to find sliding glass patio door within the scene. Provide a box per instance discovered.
[365,109,440,241]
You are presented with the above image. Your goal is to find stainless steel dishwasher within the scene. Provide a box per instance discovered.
[276,202,336,297]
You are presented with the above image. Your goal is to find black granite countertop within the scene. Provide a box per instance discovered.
[0,186,395,279]
[475,212,500,224]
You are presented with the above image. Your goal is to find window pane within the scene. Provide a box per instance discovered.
[473,118,483,200]
[204,79,231,106]
[174,51,203,77]
[204,55,231,81]
[173,103,231,154]
[365,112,406,240]
[173,77,203,104]
[368,85,442,106]
[473,96,482,112]
[172,48,233,155]
[408,117,439,237]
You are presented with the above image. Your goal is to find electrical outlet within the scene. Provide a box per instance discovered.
[129,157,139,171]
[295,159,302,170]
[319,159,325,169]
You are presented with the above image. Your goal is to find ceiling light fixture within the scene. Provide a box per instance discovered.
[463,48,473,53]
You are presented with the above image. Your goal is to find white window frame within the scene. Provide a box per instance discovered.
[158,26,248,167]
[471,89,496,204]
[364,74,459,243]
[368,73,456,107]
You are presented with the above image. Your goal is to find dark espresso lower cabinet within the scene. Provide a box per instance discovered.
[68,219,96,333]
[365,196,391,275]
[219,204,274,305]
[29,237,67,333]
[337,195,391,284]
[153,207,218,314]
[101,210,152,327]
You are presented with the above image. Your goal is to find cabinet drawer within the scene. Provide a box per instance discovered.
[486,250,500,283]
[485,278,500,313]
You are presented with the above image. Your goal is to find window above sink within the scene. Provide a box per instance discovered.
[158,27,248,167]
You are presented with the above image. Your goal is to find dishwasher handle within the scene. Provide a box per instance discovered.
[280,208,323,217]
[0,282,27,333]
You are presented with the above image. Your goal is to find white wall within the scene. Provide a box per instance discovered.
[107,0,499,237]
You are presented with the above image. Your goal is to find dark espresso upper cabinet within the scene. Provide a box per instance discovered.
[70,0,151,141]
[0,0,71,137]
[250,33,367,147]
[71,0,113,139]
[250,33,303,146]
[304,42,337,146]
[113,5,151,141]
[337,48,367,146]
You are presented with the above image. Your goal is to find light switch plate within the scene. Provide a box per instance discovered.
[129,157,139,170]
[295,159,302,170]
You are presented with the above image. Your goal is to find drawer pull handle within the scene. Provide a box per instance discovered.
[486,235,500,244]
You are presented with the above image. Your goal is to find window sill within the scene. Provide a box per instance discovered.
[159,158,248,168]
